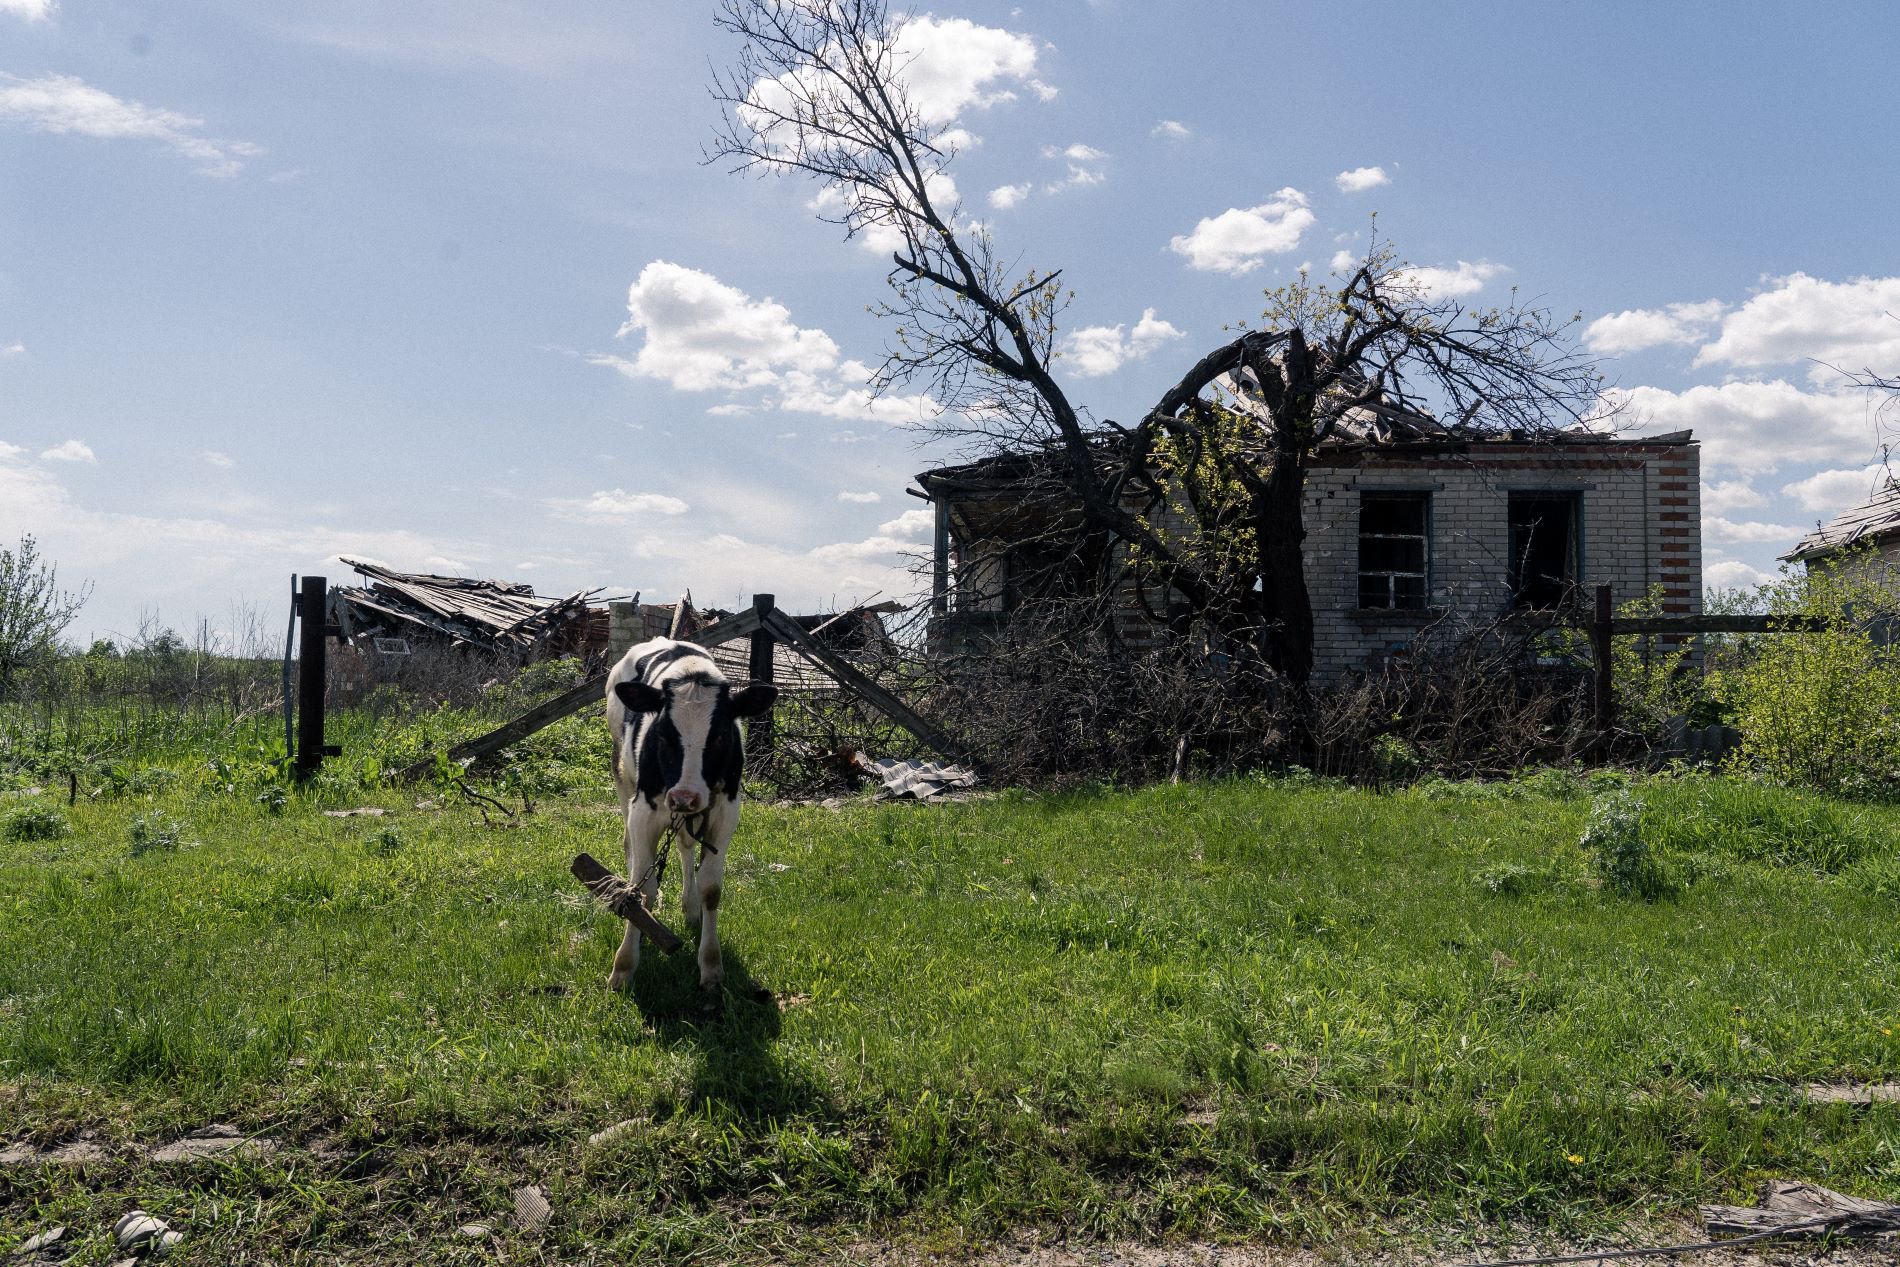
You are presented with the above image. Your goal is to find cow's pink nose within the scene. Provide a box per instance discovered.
[668,788,703,812]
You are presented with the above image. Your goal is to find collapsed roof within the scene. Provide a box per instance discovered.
[1784,478,1900,562]
[329,558,605,653]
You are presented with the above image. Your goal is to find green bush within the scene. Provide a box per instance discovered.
[3,803,70,841]
[1711,559,1900,795]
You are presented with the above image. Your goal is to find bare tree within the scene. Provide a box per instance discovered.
[710,0,1604,686]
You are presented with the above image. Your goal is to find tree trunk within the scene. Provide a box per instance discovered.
[1254,450,1314,686]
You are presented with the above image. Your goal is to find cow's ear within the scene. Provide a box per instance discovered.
[613,680,666,713]
[729,683,779,718]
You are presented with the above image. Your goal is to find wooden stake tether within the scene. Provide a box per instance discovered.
[570,853,684,954]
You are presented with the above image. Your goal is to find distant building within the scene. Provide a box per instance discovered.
[915,422,1702,680]
[1782,478,1900,576]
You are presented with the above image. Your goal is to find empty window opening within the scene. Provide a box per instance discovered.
[1358,493,1430,610]
[1509,495,1579,608]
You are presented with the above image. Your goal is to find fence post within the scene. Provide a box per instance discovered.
[1591,582,1614,753]
[748,593,777,765]
[294,575,340,780]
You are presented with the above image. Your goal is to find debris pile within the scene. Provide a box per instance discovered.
[328,559,607,657]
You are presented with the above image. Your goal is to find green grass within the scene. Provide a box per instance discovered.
[3,772,1900,1261]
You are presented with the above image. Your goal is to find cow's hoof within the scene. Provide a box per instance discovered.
[606,970,634,993]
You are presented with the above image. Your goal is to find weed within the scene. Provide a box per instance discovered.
[1580,789,1673,899]
[2,803,69,841]
[128,810,187,855]
[1474,860,1570,897]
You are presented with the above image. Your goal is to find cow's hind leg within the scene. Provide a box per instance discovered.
[608,801,665,992]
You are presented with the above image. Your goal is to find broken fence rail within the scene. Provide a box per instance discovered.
[397,596,965,782]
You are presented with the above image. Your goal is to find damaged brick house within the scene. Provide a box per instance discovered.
[913,418,1702,680]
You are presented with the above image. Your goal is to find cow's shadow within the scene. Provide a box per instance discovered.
[624,941,826,1121]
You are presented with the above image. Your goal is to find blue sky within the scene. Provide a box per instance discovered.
[3,0,1898,643]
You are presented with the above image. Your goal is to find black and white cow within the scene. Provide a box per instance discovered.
[604,637,778,992]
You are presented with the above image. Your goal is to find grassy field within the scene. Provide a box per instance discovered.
[3,769,1900,1262]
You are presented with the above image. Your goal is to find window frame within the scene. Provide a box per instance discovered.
[1507,491,1583,610]
[1356,490,1432,611]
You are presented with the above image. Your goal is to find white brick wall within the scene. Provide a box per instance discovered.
[1303,440,1701,677]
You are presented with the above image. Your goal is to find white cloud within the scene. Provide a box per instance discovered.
[1061,307,1185,378]
[892,15,1050,124]
[1700,480,1766,515]
[1397,259,1506,299]
[882,508,933,536]
[545,488,690,523]
[0,342,22,358]
[40,439,94,463]
[780,360,937,425]
[1152,119,1190,140]
[423,555,470,574]
[202,450,236,470]
[1583,300,1726,355]
[1334,165,1388,193]
[1169,188,1315,273]
[1330,249,1358,273]
[0,441,22,459]
[1695,272,1900,376]
[0,0,54,21]
[1037,142,1107,193]
[627,526,917,609]
[807,506,934,564]
[0,73,261,178]
[0,446,489,635]
[837,490,882,503]
[607,261,839,393]
[1705,559,1778,589]
[1703,515,1798,546]
[599,264,936,426]
[988,182,1029,209]
[1609,379,1875,475]
[1780,465,1891,514]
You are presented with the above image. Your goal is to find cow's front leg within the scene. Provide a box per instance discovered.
[608,800,666,992]
[678,820,703,927]
[692,802,737,991]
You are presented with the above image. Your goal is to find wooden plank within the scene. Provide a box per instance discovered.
[760,607,966,761]
[1614,614,1829,635]
[570,853,682,954]
[1702,1179,1900,1240]
[438,673,610,769]
[396,605,768,780]
[1590,583,1613,750]
[294,576,336,779]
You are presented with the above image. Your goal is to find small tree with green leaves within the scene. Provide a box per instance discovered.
[1711,555,1900,795]
[0,535,90,698]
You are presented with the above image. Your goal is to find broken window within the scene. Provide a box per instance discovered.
[1509,494,1580,608]
[1358,493,1430,610]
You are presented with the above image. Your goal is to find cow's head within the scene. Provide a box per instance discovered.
[614,676,778,813]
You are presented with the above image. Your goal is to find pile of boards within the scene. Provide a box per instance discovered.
[329,558,605,656]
